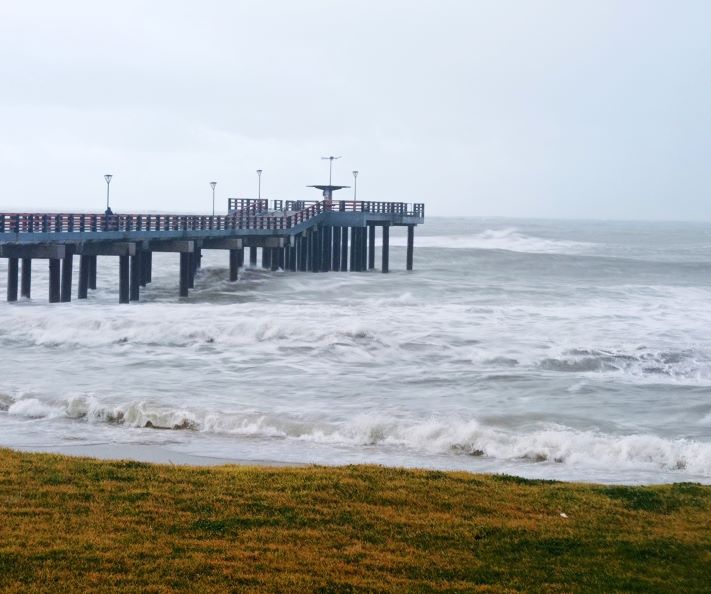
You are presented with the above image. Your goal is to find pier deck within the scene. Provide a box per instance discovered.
[0,199,424,303]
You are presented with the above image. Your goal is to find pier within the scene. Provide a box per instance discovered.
[0,198,424,303]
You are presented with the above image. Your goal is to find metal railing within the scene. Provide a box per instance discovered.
[0,200,425,236]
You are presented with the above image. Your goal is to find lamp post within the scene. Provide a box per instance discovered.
[256,169,262,200]
[352,170,359,200]
[210,181,217,216]
[104,174,112,212]
[321,155,341,185]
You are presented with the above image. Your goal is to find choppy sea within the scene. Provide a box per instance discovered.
[2,217,711,484]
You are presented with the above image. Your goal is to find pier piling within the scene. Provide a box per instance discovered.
[407,225,414,271]
[6,257,18,302]
[88,256,97,290]
[368,225,375,270]
[229,249,239,281]
[60,248,73,302]
[49,259,61,303]
[20,258,31,299]
[78,255,89,299]
[130,251,141,301]
[179,253,190,297]
[119,255,130,304]
[341,227,348,271]
[382,224,390,273]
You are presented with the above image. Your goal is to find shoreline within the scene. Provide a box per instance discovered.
[10,443,710,486]
[15,443,305,468]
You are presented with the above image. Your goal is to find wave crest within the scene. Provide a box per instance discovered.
[4,395,710,477]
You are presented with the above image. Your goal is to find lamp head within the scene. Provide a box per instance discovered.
[104,174,112,184]
[210,181,217,190]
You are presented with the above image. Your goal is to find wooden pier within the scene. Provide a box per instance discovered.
[0,199,424,303]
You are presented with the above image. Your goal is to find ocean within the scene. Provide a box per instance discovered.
[1,217,711,484]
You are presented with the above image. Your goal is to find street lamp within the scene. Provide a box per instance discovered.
[256,169,262,199]
[321,155,341,185]
[104,174,113,212]
[352,170,359,201]
[210,181,217,216]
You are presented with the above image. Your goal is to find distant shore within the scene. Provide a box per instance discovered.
[1,448,709,593]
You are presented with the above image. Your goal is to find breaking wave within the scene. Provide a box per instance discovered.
[536,347,711,382]
[3,394,710,477]
[389,228,593,254]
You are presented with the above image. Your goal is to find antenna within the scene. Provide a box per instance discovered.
[321,155,342,185]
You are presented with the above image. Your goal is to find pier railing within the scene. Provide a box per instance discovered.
[0,200,425,236]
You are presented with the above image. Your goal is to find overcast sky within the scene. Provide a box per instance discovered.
[0,1,709,219]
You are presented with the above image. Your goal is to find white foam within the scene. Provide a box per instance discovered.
[5,395,710,477]
[389,228,593,254]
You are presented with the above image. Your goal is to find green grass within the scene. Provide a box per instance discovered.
[0,449,709,593]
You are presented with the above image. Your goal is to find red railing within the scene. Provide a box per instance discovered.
[0,201,425,236]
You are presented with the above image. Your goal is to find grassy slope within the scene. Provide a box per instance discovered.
[0,449,709,593]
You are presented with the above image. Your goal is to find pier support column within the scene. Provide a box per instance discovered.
[250,246,257,267]
[270,247,280,271]
[229,249,239,281]
[299,234,308,271]
[6,258,18,302]
[349,227,357,272]
[179,252,190,297]
[360,228,368,271]
[119,255,130,304]
[289,243,297,272]
[322,226,332,272]
[406,224,414,271]
[195,247,202,270]
[238,248,244,268]
[146,252,152,284]
[341,226,348,271]
[262,247,271,269]
[49,259,61,303]
[21,258,31,299]
[130,250,141,301]
[78,255,89,299]
[187,253,195,289]
[88,256,97,290]
[60,248,73,302]
[368,225,375,270]
[332,227,341,271]
[382,224,390,273]
[315,228,323,272]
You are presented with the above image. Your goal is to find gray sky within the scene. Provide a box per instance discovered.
[0,0,709,219]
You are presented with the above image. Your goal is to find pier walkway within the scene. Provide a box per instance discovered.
[0,199,424,303]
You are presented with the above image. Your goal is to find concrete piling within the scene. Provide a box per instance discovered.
[60,248,73,302]
[368,225,375,270]
[88,256,97,290]
[49,259,61,303]
[78,255,89,299]
[119,255,130,304]
[21,258,31,299]
[6,257,18,302]
[407,224,414,271]
[229,249,239,281]
[382,224,390,273]
[130,251,141,301]
[179,252,190,297]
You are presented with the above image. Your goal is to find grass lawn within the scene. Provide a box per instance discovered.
[0,448,709,593]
